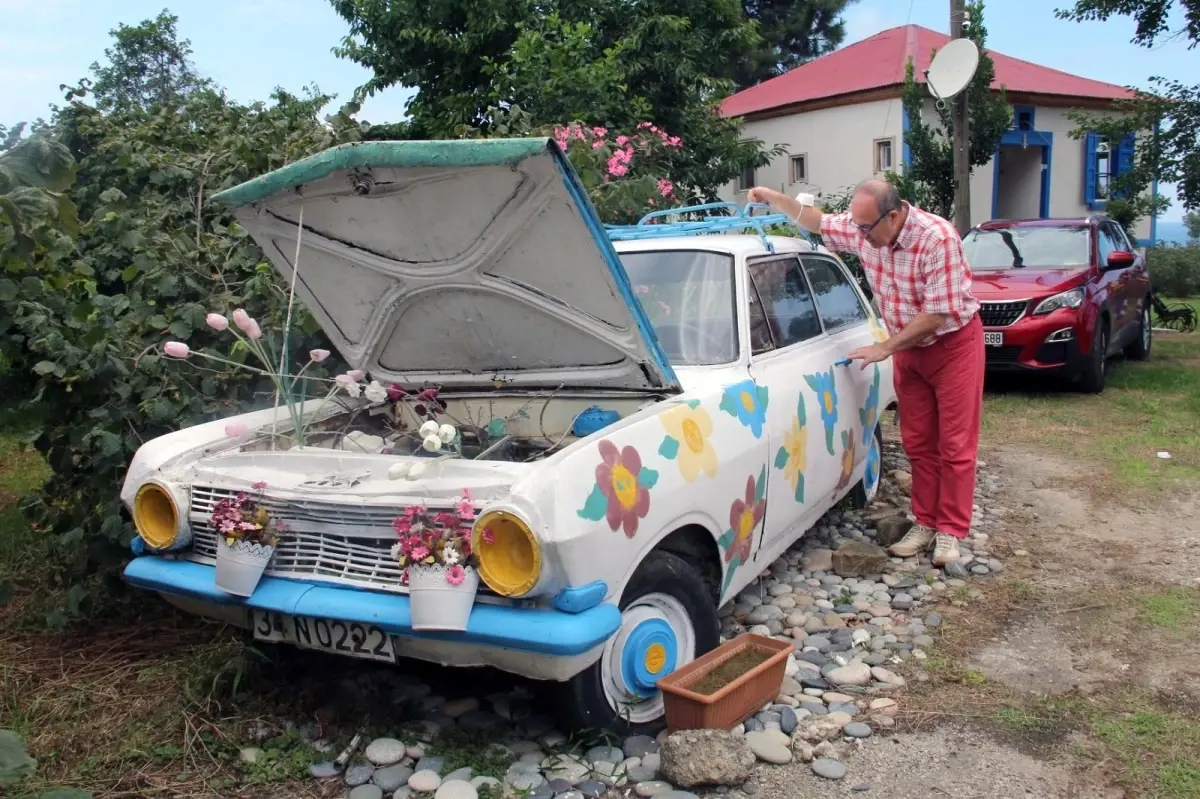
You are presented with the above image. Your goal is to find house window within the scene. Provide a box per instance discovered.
[737,165,756,192]
[790,154,808,184]
[874,138,894,173]
[1094,136,1112,200]
[1013,105,1036,131]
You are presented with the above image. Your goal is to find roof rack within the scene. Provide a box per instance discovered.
[604,201,818,254]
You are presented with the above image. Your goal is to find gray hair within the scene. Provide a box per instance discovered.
[853,179,904,216]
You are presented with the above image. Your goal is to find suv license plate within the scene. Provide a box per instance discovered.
[984,332,1003,347]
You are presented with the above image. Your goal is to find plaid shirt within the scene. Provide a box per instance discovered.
[820,203,979,346]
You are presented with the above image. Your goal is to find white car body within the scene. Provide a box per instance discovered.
[121,139,896,730]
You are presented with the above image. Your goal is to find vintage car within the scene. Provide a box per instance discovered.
[121,139,898,732]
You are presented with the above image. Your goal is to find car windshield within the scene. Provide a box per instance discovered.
[620,249,738,365]
[963,227,1091,270]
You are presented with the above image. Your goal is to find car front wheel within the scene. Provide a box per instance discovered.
[556,550,720,734]
[1124,301,1152,361]
[1077,320,1108,394]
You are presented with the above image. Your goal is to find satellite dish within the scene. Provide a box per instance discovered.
[925,38,980,104]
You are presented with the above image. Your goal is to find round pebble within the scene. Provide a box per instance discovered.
[365,737,407,766]
[409,770,442,792]
[812,758,847,780]
[434,780,478,799]
[349,786,383,799]
[844,722,874,738]
[635,782,676,797]
[344,763,375,786]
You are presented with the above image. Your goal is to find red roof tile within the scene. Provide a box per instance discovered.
[721,24,1135,118]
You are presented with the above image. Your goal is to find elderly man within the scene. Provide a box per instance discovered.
[747,180,983,566]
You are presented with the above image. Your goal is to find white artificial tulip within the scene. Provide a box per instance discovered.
[407,462,427,480]
[438,423,457,444]
[419,420,440,438]
[387,462,412,480]
[422,434,442,453]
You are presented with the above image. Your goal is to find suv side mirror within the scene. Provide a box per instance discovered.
[1106,250,1136,269]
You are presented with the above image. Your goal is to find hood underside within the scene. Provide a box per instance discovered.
[212,139,680,393]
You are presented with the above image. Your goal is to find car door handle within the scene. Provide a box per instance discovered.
[834,357,852,367]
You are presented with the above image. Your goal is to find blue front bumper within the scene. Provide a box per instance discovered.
[124,557,621,657]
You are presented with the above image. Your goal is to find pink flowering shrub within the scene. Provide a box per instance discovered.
[550,120,683,224]
[390,490,478,585]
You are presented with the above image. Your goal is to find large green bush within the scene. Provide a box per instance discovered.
[1147,245,1200,298]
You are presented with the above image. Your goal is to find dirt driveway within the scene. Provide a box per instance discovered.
[740,429,1200,799]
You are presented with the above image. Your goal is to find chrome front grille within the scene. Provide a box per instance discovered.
[186,485,494,596]
[979,300,1029,328]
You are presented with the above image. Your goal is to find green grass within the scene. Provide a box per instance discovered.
[1095,709,1200,799]
[982,302,1200,494]
[1137,587,1200,632]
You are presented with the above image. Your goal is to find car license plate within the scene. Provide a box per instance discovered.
[984,332,1003,347]
[251,610,396,663]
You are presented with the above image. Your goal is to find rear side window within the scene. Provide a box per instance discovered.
[747,256,823,353]
[801,256,869,332]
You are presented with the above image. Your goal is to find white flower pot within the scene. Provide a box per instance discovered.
[407,564,480,632]
[214,537,275,597]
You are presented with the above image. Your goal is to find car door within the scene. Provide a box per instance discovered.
[745,254,843,558]
[1096,221,1130,342]
[799,253,882,502]
[1111,222,1151,336]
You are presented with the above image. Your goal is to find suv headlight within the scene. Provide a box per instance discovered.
[1032,288,1085,316]
[472,510,541,597]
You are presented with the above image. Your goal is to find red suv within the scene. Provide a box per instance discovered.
[961,216,1152,393]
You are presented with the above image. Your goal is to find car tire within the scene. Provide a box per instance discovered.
[1124,301,1152,361]
[849,423,884,509]
[555,550,720,735]
[1077,320,1108,394]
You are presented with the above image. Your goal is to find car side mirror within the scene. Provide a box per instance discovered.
[1106,250,1136,269]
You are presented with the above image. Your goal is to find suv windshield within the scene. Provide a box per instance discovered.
[963,226,1091,270]
[619,250,737,365]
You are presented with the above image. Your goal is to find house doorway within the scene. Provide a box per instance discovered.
[990,129,1052,221]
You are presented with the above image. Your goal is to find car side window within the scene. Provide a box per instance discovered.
[1097,224,1120,263]
[747,256,823,353]
[801,255,870,332]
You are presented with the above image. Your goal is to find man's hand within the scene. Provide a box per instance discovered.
[846,343,892,370]
[747,187,769,204]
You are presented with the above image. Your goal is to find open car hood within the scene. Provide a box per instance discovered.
[212,139,680,394]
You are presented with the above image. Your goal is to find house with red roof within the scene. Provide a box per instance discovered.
[719,24,1158,245]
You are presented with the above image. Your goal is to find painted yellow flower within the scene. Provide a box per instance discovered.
[869,316,890,344]
[781,417,806,492]
[658,400,718,483]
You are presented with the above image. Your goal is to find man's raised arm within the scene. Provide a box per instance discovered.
[747,187,824,234]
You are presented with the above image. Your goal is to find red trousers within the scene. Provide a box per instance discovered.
[892,315,985,539]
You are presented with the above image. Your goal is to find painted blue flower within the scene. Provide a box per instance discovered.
[719,379,769,439]
[859,365,881,447]
[804,367,839,455]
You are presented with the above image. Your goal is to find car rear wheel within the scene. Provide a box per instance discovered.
[555,550,719,734]
[1124,302,1152,361]
[849,423,884,508]
[1077,320,1108,394]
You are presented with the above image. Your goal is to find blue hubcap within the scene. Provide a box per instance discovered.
[620,618,679,696]
[864,430,881,495]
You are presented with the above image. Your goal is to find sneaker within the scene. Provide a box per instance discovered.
[887,524,935,558]
[932,533,961,567]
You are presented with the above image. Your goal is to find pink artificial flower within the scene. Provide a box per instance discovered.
[386,383,406,400]
[347,370,366,382]
[481,527,495,545]
[455,489,475,520]
[445,564,467,586]
[411,545,430,562]
[163,341,190,358]
[657,300,672,316]
[243,319,263,341]
[309,349,330,363]
[206,313,229,332]
[252,480,268,490]
[634,284,650,296]
[231,308,253,333]
[225,422,249,437]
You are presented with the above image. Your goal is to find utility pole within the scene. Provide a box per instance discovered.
[950,0,971,235]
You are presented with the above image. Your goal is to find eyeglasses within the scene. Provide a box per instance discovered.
[854,211,893,234]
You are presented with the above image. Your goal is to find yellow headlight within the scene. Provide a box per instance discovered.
[472,510,541,597]
[133,483,179,550]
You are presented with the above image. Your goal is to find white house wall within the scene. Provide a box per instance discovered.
[722,99,906,204]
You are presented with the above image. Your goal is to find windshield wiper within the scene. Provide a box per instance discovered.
[998,231,1025,268]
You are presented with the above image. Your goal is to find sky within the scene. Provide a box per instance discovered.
[0,0,1194,220]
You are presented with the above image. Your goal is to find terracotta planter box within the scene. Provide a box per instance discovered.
[657,633,795,732]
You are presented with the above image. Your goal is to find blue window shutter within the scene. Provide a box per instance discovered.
[1084,132,1099,210]
[1113,133,1135,199]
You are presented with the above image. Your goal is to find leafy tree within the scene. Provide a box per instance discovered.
[89,9,211,111]
[1056,0,1199,221]
[1185,209,1200,241]
[731,0,859,90]
[329,0,783,205]
[889,1,1011,220]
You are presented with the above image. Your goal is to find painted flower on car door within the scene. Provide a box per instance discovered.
[773,391,808,503]
[804,367,839,455]
[719,378,769,438]
[658,399,718,482]
[718,467,767,597]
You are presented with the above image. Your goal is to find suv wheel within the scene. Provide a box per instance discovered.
[555,550,719,734]
[1078,320,1108,394]
[1124,301,1152,361]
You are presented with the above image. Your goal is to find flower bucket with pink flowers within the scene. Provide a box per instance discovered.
[392,491,480,632]
[210,481,284,596]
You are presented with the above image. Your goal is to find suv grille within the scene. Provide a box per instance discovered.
[980,300,1029,328]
